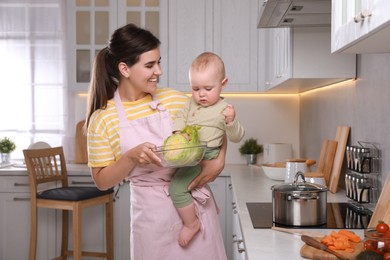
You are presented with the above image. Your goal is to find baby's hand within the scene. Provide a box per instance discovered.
[222,104,236,126]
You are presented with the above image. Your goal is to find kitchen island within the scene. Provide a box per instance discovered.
[225,164,364,260]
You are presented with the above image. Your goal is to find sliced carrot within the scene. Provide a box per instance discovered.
[338,229,361,243]
[320,229,362,252]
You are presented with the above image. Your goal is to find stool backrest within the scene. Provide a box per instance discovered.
[23,146,69,195]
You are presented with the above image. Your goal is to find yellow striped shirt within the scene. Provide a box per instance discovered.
[87,88,188,168]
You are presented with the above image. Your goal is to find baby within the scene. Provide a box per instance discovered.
[169,52,245,247]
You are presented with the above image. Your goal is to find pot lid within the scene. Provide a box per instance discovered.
[271,182,327,192]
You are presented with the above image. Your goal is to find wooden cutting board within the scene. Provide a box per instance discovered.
[74,120,88,164]
[369,172,390,227]
[328,126,350,193]
[300,237,363,260]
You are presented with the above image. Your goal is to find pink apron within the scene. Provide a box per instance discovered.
[113,91,227,260]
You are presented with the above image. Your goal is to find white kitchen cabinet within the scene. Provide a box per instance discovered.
[0,176,57,260]
[230,184,247,260]
[66,0,168,92]
[167,0,259,92]
[260,26,357,93]
[332,0,390,53]
[209,176,233,260]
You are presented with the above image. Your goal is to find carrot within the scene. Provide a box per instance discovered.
[320,229,362,252]
[338,229,361,243]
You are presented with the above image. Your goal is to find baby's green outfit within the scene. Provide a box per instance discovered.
[169,97,245,208]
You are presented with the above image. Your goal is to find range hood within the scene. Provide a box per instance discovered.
[257,0,331,28]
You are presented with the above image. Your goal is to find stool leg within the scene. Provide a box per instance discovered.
[61,210,69,259]
[73,205,82,260]
[29,203,38,260]
[106,195,114,260]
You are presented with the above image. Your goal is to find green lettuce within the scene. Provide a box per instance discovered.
[162,125,204,166]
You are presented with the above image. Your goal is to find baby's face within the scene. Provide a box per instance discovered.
[189,67,226,107]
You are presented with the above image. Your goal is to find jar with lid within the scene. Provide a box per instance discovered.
[363,228,390,254]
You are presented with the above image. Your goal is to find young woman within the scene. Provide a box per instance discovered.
[85,24,228,259]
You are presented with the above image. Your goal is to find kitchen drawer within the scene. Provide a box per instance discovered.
[0,176,30,193]
[0,176,57,193]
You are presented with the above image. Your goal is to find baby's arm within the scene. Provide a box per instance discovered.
[222,104,236,126]
[223,104,245,143]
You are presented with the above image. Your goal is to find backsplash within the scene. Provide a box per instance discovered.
[300,53,390,187]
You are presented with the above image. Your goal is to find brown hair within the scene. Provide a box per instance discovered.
[189,52,226,81]
[85,24,160,127]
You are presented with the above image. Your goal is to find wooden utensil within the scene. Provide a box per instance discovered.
[74,120,88,164]
[301,235,350,260]
[369,172,390,227]
[329,126,350,193]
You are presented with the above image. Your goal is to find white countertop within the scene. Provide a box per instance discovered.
[0,162,92,176]
[223,164,364,260]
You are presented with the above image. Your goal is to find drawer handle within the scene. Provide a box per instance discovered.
[13,197,30,201]
[235,239,246,253]
[14,183,30,187]
[71,181,95,185]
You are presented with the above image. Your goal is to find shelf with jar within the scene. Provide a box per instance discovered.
[345,142,381,212]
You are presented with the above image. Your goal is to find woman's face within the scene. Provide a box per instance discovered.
[126,48,162,97]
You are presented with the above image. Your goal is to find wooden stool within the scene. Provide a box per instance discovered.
[23,146,114,260]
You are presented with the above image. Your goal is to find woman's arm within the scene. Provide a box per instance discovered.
[91,142,161,190]
[188,134,227,190]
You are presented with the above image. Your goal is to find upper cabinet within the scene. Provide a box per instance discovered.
[259,26,356,93]
[66,0,167,91]
[167,0,259,92]
[332,0,390,53]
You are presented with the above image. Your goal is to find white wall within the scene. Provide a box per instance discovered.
[222,95,300,164]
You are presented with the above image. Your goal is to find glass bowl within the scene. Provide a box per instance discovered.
[153,142,207,168]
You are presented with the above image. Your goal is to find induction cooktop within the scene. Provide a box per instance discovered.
[246,202,372,229]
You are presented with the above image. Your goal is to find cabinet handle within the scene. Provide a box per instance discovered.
[13,197,30,201]
[71,181,94,185]
[354,10,372,23]
[237,240,246,253]
[14,182,29,187]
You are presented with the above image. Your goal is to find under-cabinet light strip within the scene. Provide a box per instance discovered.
[77,79,356,98]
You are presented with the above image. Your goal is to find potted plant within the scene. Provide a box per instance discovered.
[239,138,263,165]
[0,137,16,164]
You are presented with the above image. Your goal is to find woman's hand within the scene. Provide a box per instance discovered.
[127,142,162,166]
[91,142,162,190]
[188,135,227,190]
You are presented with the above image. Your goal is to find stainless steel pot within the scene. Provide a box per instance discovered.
[271,172,328,226]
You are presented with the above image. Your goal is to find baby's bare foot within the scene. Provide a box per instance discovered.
[178,219,200,247]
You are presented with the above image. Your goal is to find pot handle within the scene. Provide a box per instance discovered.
[293,171,306,184]
[290,193,320,200]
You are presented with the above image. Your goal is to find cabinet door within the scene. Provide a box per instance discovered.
[168,0,259,92]
[0,177,56,260]
[213,0,259,92]
[168,0,213,91]
[263,28,291,90]
[67,0,167,91]
[332,0,390,53]
[112,182,131,259]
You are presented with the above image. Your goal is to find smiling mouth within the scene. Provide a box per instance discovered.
[149,78,158,82]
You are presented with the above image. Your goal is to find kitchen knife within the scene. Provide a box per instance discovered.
[301,235,349,260]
